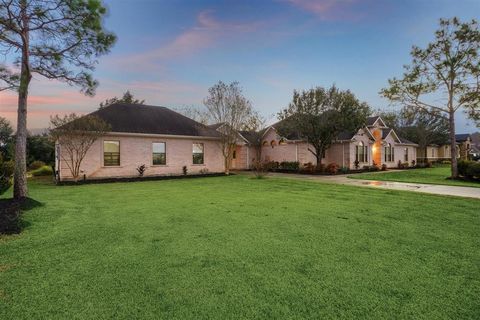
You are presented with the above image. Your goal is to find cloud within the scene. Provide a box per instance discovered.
[284,0,367,21]
[110,10,266,71]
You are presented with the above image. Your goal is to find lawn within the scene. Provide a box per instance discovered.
[1,176,479,319]
[350,165,480,188]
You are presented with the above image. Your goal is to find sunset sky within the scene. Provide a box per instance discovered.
[1,0,480,132]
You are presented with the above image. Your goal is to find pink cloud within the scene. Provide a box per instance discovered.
[109,10,266,71]
[284,0,368,21]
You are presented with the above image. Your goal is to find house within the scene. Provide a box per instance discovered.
[56,106,418,181]
[55,103,225,181]
[419,133,473,162]
[221,116,418,170]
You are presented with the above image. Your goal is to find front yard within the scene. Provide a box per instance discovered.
[1,176,479,319]
[350,165,480,188]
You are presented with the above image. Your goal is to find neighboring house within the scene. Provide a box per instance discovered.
[220,116,418,169]
[421,133,473,162]
[55,103,224,181]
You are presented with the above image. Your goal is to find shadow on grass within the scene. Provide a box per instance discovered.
[0,197,43,235]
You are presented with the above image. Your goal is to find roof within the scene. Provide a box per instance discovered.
[238,131,259,144]
[336,131,355,140]
[398,137,417,145]
[455,133,471,142]
[366,116,380,126]
[381,128,392,139]
[208,123,225,130]
[88,103,221,137]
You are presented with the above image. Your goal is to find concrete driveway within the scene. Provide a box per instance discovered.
[249,172,480,199]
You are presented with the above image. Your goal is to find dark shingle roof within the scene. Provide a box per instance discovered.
[455,133,471,142]
[398,137,417,145]
[89,103,221,137]
[337,131,355,140]
[366,116,380,126]
[381,128,392,139]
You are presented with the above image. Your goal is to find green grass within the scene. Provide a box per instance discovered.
[1,176,479,319]
[350,165,480,188]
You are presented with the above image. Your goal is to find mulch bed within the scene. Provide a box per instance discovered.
[56,172,229,186]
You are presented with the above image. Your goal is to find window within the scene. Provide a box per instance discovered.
[431,148,435,158]
[232,150,236,159]
[104,140,120,166]
[193,143,204,164]
[384,143,394,162]
[404,148,408,162]
[355,141,368,163]
[152,142,166,165]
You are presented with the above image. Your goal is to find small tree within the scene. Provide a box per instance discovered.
[0,117,13,159]
[99,90,145,108]
[50,114,110,182]
[379,108,449,162]
[0,0,116,199]
[243,112,267,176]
[278,85,370,167]
[203,81,254,174]
[381,18,480,177]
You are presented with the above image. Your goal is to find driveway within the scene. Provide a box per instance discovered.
[250,172,480,199]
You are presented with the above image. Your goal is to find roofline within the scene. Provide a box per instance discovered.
[102,131,222,140]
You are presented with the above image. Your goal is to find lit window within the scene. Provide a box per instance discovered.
[104,140,120,166]
[152,142,166,165]
[193,143,204,164]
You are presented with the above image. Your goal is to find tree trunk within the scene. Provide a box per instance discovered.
[13,3,31,200]
[449,110,458,178]
[224,156,230,175]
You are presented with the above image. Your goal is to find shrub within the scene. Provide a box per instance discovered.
[28,160,46,171]
[397,160,403,169]
[0,160,14,195]
[302,162,315,173]
[381,164,388,171]
[136,164,146,177]
[425,161,432,168]
[459,160,480,179]
[182,166,188,175]
[279,161,299,171]
[325,163,339,175]
[316,163,325,173]
[31,165,53,177]
[353,160,360,170]
[199,168,209,175]
[411,160,416,167]
[339,166,349,174]
[368,165,380,172]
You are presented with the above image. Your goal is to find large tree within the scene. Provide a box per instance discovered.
[278,85,371,167]
[203,81,254,175]
[50,113,110,182]
[379,108,449,162]
[99,90,145,108]
[0,0,116,199]
[381,18,480,177]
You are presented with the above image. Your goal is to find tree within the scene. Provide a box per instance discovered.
[27,134,55,166]
[50,113,110,182]
[99,90,145,108]
[0,117,13,151]
[278,85,371,167]
[381,18,480,178]
[378,108,449,162]
[241,112,267,176]
[203,81,254,175]
[0,0,116,199]
[173,106,210,125]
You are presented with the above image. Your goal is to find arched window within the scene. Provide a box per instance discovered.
[279,138,287,145]
[384,143,394,162]
[262,141,268,146]
[270,140,276,148]
[355,141,368,163]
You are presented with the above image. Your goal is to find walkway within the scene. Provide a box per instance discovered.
[251,172,480,199]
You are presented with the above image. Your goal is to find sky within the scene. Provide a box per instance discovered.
[1,0,480,132]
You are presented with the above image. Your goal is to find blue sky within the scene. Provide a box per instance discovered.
[1,0,480,132]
